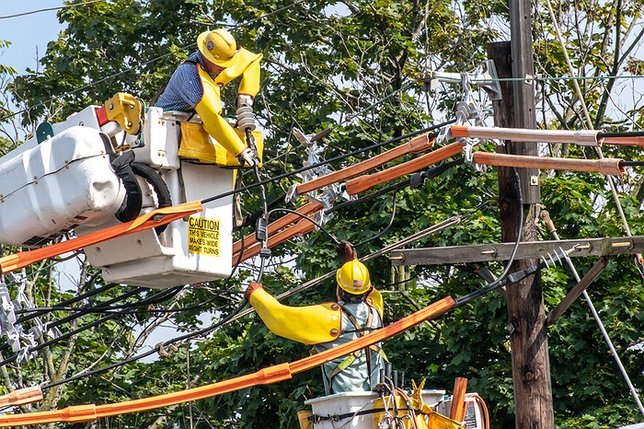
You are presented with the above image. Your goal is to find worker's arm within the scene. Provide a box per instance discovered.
[214,49,262,97]
[194,65,247,157]
[246,283,341,345]
[238,51,261,97]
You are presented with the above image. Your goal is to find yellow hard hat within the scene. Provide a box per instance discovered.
[197,29,237,67]
[336,259,371,295]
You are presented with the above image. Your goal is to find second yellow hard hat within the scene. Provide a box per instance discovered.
[336,259,371,295]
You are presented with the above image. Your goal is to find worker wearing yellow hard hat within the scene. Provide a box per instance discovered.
[155,28,262,166]
[245,241,386,394]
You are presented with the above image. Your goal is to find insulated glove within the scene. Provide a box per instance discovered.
[237,147,259,167]
[336,240,357,263]
[245,282,263,301]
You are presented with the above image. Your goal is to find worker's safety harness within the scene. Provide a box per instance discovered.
[325,303,387,393]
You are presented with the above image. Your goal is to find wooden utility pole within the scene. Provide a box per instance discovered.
[487,0,555,424]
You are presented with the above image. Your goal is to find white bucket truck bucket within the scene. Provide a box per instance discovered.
[79,107,234,288]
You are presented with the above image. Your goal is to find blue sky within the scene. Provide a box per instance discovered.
[0,1,65,73]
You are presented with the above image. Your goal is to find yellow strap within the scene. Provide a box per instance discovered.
[194,66,246,157]
[328,354,357,380]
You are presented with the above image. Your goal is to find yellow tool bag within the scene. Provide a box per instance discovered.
[178,121,263,167]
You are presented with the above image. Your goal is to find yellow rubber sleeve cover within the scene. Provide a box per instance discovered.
[366,288,384,320]
[214,48,262,96]
[248,287,342,345]
[195,65,246,156]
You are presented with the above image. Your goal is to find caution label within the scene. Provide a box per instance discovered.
[187,216,220,256]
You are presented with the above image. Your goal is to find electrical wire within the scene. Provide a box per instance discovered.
[39,239,250,389]
[0,0,106,20]
[0,0,305,123]
[0,287,182,367]
[265,208,341,245]
[35,212,473,390]
[354,192,398,248]
[43,298,247,389]
[14,280,117,319]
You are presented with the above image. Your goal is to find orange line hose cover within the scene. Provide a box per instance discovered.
[472,152,624,176]
[232,200,323,254]
[0,296,456,426]
[296,133,435,195]
[603,136,644,147]
[345,142,464,195]
[0,201,203,275]
[234,217,317,262]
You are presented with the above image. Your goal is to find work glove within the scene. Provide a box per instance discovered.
[336,240,357,263]
[237,147,259,167]
[245,281,263,301]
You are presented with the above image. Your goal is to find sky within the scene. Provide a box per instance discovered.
[0,1,66,74]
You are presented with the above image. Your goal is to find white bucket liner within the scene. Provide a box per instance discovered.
[0,126,124,246]
[305,390,446,429]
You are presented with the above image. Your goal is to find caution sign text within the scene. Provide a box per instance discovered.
[188,216,221,256]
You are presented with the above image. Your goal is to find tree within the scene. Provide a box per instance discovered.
[0,0,642,428]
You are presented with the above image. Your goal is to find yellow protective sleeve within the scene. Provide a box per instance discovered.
[195,65,247,157]
[366,288,384,320]
[248,288,342,345]
[215,48,262,96]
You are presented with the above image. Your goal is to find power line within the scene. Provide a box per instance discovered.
[0,286,182,368]
[202,120,455,205]
[0,0,106,20]
[470,74,644,84]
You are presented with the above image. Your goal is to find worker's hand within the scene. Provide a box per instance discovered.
[237,147,259,167]
[336,240,357,263]
[245,282,263,301]
[236,105,256,131]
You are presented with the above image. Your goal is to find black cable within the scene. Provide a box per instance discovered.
[40,241,250,390]
[15,280,117,320]
[0,0,306,122]
[43,297,247,390]
[453,167,525,303]
[265,208,341,245]
[0,286,147,356]
[354,192,398,248]
[620,160,644,167]
[0,0,106,20]
[37,206,474,390]
[597,130,644,138]
[455,252,561,306]
[0,287,182,367]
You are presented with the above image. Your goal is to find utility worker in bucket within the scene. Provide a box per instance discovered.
[245,242,386,394]
[155,28,262,166]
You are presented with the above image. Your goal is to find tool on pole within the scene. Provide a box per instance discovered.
[243,125,271,282]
